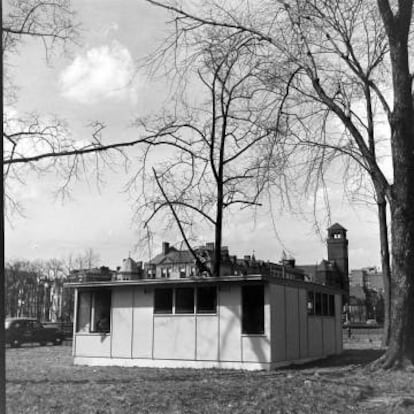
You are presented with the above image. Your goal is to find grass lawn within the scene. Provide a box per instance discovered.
[6,344,414,413]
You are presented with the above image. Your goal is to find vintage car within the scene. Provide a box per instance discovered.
[5,317,65,347]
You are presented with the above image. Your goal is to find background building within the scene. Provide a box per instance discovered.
[298,223,350,296]
[348,266,385,323]
[143,241,306,281]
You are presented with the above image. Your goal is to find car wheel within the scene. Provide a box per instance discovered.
[11,339,21,348]
[53,337,63,346]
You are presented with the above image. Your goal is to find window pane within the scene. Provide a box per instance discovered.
[175,288,194,314]
[329,295,336,316]
[92,290,111,333]
[197,287,217,313]
[322,293,328,316]
[154,288,173,314]
[307,291,314,315]
[315,292,322,315]
[242,285,264,335]
[77,291,91,332]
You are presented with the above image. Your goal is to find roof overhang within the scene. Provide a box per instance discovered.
[64,274,344,294]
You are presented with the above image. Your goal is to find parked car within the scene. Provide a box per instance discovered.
[5,317,65,347]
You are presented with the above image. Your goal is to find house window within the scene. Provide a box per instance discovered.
[77,291,91,333]
[322,293,329,316]
[315,292,322,315]
[179,268,186,278]
[175,288,194,313]
[161,268,168,278]
[307,291,315,315]
[196,287,217,313]
[154,288,173,313]
[242,285,264,335]
[77,290,111,333]
[329,294,336,316]
[92,290,111,333]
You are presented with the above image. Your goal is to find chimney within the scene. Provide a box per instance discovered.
[162,242,170,255]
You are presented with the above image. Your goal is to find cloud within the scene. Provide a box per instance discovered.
[60,41,138,104]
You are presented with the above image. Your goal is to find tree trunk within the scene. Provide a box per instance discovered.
[379,6,414,365]
[384,196,414,367]
[214,180,223,277]
[377,197,392,346]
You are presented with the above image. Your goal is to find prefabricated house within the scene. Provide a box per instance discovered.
[68,274,343,370]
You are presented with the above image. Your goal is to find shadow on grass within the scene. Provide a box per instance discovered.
[284,348,385,371]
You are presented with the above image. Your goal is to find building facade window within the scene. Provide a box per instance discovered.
[154,288,173,313]
[179,268,186,278]
[76,290,111,333]
[175,288,194,313]
[242,285,264,335]
[196,287,217,313]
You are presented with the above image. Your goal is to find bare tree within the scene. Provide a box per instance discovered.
[2,1,76,404]
[67,248,101,270]
[2,1,145,212]
[5,260,40,318]
[133,35,282,276]
[143,0,413,367]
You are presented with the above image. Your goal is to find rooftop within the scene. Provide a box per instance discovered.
[64,273,344,294]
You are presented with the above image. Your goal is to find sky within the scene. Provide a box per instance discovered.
[4,0,383,271]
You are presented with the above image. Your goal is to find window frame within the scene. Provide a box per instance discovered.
[91,290,111,333]
[154,288,173,314]
[153,286,218,315]
[307,291,315,315]
[315,292,322,315]
[175,287,195,314]
[196,286,217,314]
[76,289,111,334]
[322,293,329,316]
[241,284,265,335]
[328,294,336,316]
[307,290,336,318]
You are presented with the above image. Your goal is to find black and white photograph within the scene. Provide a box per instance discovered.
[2,0,414,412]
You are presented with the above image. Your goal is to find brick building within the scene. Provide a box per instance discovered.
[298,223,350,295]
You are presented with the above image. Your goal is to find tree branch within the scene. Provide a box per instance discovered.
[152,168,212,276]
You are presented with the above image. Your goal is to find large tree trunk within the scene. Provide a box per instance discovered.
[377,197,391,346]
[379,0,414,366]
[384,196,414,367]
